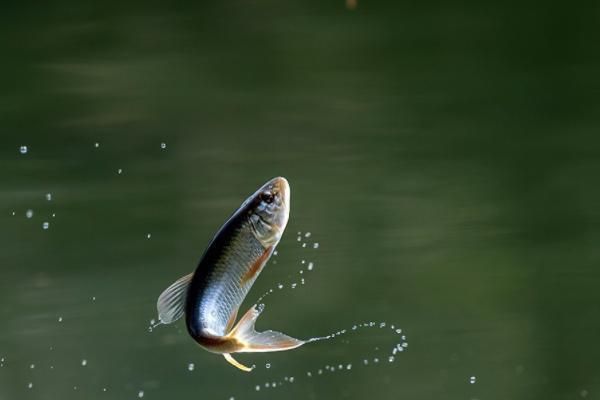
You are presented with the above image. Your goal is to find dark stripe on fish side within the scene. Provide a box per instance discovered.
[194,332,242,354]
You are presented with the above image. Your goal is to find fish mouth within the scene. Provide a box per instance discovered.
[263,176,290,234]
[270,177,290,207]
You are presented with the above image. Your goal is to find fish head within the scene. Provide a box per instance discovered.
[247,177,290,247]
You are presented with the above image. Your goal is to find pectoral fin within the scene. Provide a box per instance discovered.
[227,304,304,353]
[240,246,273,285]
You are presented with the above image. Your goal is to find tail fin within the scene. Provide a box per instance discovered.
[227,304,305,353]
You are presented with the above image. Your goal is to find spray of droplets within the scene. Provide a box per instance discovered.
[254,231,319,305]
[236,323,407,397]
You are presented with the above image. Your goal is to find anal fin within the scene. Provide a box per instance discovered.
[223,353,254,372]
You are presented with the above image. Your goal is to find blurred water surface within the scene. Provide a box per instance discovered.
[1,1,600,399]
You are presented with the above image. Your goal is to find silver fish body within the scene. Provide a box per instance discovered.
[156,177,303,371]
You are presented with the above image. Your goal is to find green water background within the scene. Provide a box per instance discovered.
[1,1,599,399]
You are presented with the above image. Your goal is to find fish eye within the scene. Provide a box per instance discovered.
[260,192,274,204]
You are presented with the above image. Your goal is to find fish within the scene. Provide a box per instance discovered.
[155,177,304,371]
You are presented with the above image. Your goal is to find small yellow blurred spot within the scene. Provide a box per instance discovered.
[346,0,357,10]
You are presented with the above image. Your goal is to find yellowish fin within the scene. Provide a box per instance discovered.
[228,304,305,353]
[223,353,253,372]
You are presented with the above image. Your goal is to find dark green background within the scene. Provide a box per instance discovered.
[1,1,599,399]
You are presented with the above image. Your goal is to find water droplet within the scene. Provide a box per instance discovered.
[52,213,56,218]
[81,359,87,366]
[307,262,314,271]
[469,376,476,384]
[27,382,33,389]
[264,382,270,388]
[395,328,402,334]
[302,243,306,248]
[255,385,260,391]
[30,364,35,369]
[313,242,320,249]
[11,211,15,216]
[103,387,107,392]
[289,377,295,383]
[388,356,395,363]
[42,222,49,230]
[304,232,311,238]
[188,363,195,371]
[277,283,283,289]
[45,193,52,201]
[307,371,312,377]
[297,236,301,242]
[265,363,271,369]
[117,168,123,174]
[94,142,100,148]
[273,250,278,256]
[26,209,34,219]
[346,364,352,370]
[160,142,167,149]
[373,358,379,363]
[20,145,28,154]
[92,296,96,301]
[138,390,144,398]
[58,317,63,322]
[379,322,386,328]
[146,233,152,239]
[291,283,297,289]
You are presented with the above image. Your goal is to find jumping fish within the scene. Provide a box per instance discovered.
[156,177,304,371]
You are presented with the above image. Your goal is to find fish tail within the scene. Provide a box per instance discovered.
[227,304,305,353]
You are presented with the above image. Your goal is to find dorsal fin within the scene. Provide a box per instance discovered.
[157,273,193,324]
